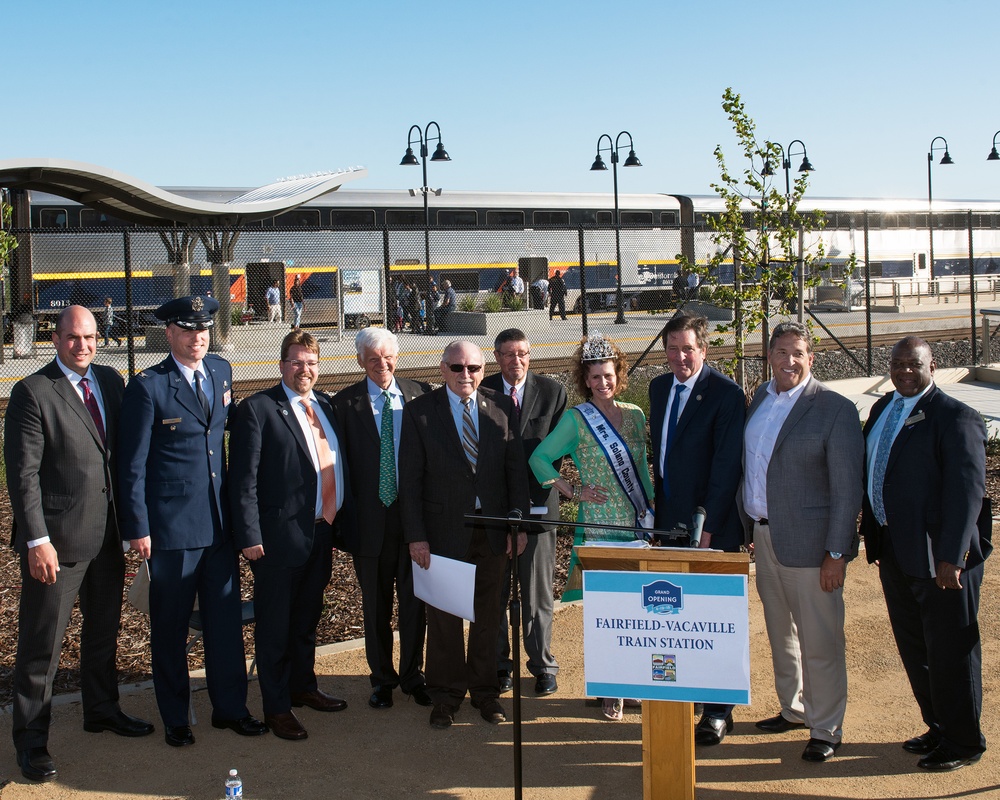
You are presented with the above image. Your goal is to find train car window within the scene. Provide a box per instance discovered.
[437,209,478,226]
[80,209,126,227]
[571,209,598,225]
[532,211,569,226]
[386,209,424,227]
[660,212,678,226]
[438,271,479,293]
[275,209,321,227]
[485,210,524,227]
[620,211,653,226]
[596,211,613,225]
[936,213,965,229]
[331,209,376,226]
[39,209,68,228]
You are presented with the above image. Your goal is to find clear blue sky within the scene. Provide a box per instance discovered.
[4,0,998,201]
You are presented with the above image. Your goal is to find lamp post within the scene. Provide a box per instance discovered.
[591,131,641,324]
[989,131,1000,162]
[927,136,954,281]
[400,121,451,332]
[779,140,814,321]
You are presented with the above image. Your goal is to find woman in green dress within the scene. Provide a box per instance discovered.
[529,333,654,720]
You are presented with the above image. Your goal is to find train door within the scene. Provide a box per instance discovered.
[245,261,286,320]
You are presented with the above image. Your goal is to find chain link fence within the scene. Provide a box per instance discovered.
[1,212,998,394]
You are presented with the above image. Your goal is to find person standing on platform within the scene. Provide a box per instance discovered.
[549,271,567,320]
[331,328,433,710]
[400,341,530,730]
[860,336,989,772]
[230,330,353,741]
[289,275,304,330]
[118,295,267,748]
[434,279,457,332]
[738,321,863,763]
[649,313,744,745]
[482,329,567,697]
[102,297,121,347]
[266,279,282,323]
[5,306,154,783]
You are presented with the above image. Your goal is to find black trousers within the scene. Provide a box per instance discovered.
[878,533,986,755]
[13,522,124,749]
[250,522,334,715]
[353,502,426,690]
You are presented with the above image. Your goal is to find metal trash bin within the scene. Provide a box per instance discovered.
[12,313,36,359]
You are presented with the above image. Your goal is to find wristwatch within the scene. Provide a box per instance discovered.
[827,551,843,560]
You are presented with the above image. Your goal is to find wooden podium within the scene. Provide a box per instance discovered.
[574,546,751,800]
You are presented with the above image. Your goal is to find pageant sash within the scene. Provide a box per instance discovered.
[575,402,654,532]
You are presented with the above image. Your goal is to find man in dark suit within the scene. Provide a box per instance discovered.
[118,296,266,748]
[649,313,744,745]
[230,330,353,740]
[860,336,989,772]
[400,340,530,729]
[482,328,566,696]
[5,306,154,782]
[331,328,432,710]
[737,322,863,763]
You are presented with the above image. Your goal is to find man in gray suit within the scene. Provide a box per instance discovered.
[738,322,863,763]
[5,306,153,783]
[482,329,566,696]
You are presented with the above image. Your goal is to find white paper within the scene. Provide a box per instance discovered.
[412,555,477,622]
[529,506,549,516]
[580,539,650,548]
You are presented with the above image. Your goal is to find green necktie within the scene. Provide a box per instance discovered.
[378,390,397,506]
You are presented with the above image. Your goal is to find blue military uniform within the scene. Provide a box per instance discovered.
[118,296,256,738]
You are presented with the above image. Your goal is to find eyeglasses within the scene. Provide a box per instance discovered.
[447,364,483,374]
[499,350,530,360]
[284,359,319,370]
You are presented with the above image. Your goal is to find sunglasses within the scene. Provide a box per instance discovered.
[447,364,483,374]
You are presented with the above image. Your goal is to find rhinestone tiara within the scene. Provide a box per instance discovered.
[580,332,616,362]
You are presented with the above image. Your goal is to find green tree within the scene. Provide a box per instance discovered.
[679,88,835,389]
[1,193,19,309]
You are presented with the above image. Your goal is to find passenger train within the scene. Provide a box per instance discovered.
[9,187,1000,327]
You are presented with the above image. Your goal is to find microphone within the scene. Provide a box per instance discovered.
[507,509,523,524]
[689,506,706,548]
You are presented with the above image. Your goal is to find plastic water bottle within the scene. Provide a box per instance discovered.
[225,769,242,798]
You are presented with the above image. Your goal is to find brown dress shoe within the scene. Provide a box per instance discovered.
[291,689,348,712]
[265,712,308,741]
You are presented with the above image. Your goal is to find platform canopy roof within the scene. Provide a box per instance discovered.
[0,158,367,225]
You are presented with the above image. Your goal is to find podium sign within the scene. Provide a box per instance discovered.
[583,570,750,705]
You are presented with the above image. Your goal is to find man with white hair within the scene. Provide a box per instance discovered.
[331,328,433,709]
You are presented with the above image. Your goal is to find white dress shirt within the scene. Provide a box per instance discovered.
[282,383,345,518]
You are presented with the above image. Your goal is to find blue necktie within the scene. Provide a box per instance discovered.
[872,397,905,526]
[662,383,686,499]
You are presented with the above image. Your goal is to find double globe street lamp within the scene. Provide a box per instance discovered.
[401,121,451,333]
[927,136,954,280]
[591,131,641,324]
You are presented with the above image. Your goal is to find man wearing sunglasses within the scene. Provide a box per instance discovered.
[400,340,531,730]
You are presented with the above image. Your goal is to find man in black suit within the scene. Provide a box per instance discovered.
[331,327,432,710]
[229,331,353,740]
[5,306,153,783]
[649,313,744,745]
[400,340,530,729]
[860,336,989,772]
[482,329,566,696]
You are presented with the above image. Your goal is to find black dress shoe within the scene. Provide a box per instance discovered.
[403,684,433,707]
[211,715,269,736]
[918,746,983,772]
[535,673,558,695]
[498,670,513,693]
[291,689,348,712]
[17,747,57,782]
[84,710,155,737]
[164,725,195,747]
[756,713,806,733]
[369,685,394,709]
[694,713,734,746]
[472,697,507,724]
[802,738,840,762]
[903,729,942,754]
[430,703,456,729]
